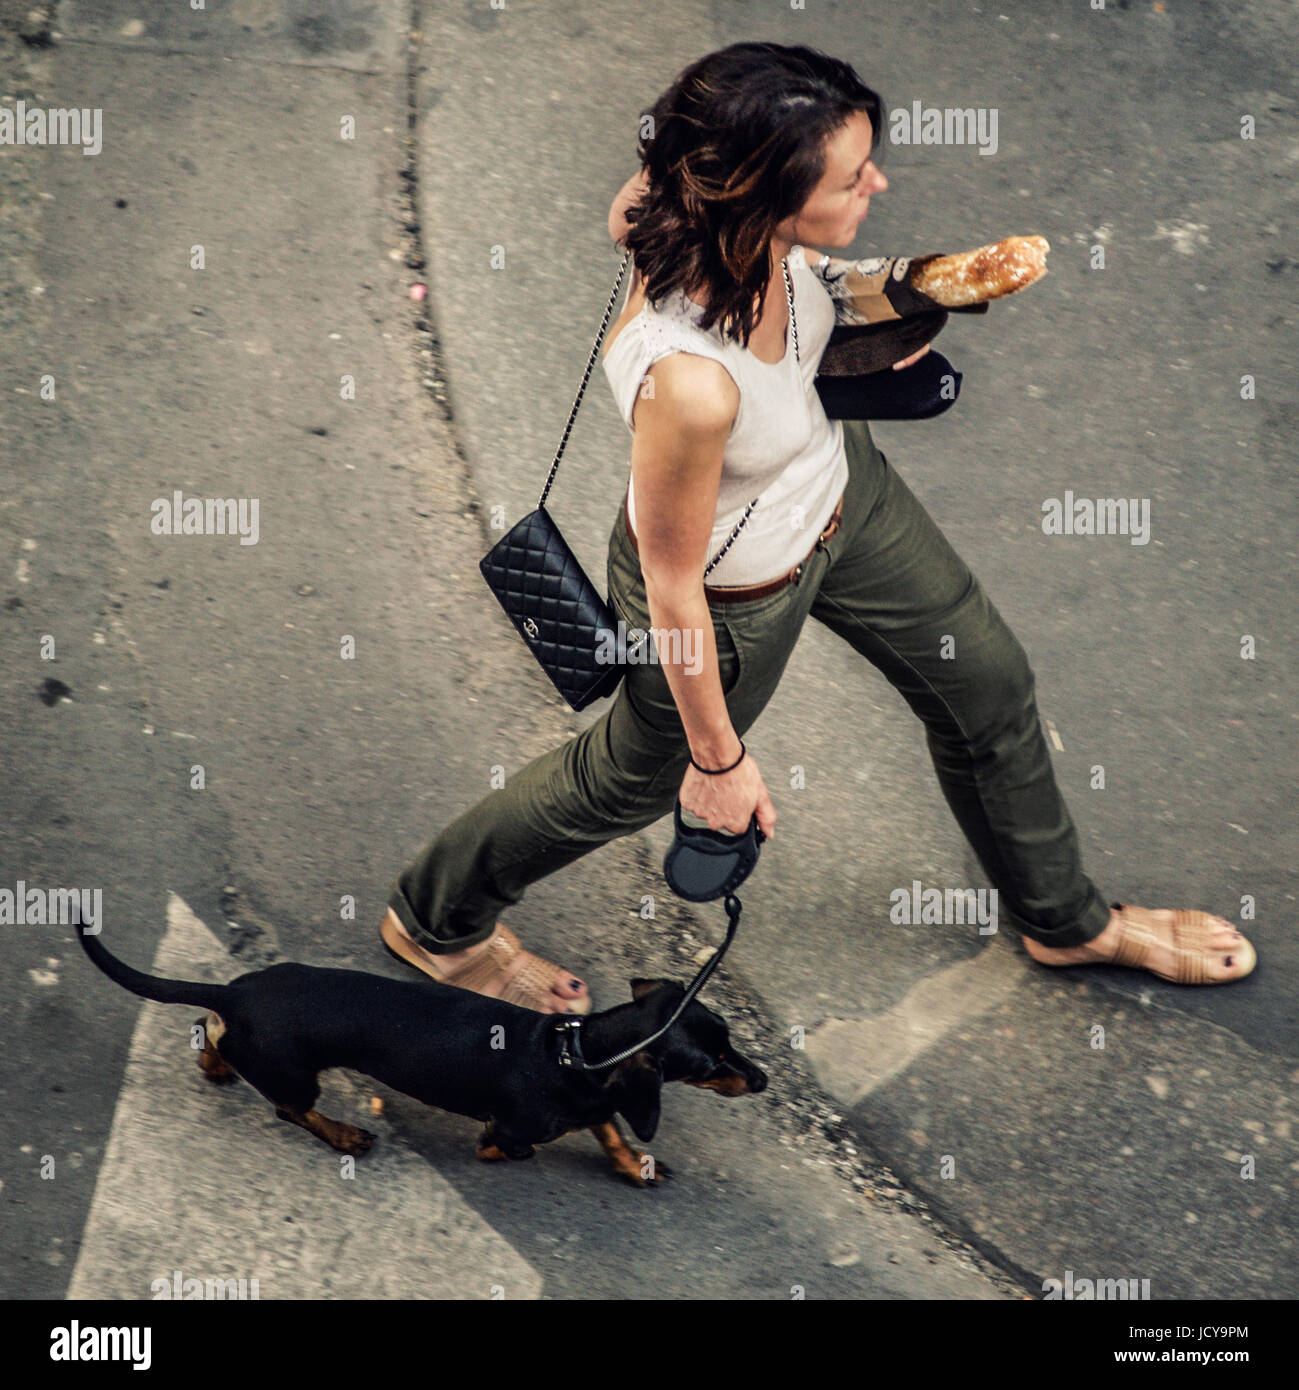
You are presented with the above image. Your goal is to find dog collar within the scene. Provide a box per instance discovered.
[551,893,745,1073]
[554,1016,587,1069]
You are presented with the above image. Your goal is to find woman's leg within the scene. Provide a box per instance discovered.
[384,496,813,981]
[385,678,715,956]
[808,422,1111,946]
[806,422,1248,979]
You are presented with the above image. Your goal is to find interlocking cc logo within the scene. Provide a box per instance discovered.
[523,617,539,640]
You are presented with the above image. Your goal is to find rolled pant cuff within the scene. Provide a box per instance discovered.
[385,882,498,956]
[1002,883,1112,949]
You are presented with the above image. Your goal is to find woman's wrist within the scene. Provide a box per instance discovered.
[689,731,744,772]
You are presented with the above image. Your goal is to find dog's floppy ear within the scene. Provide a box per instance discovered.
[609,1051,662,1142]
[629,977,680,1001]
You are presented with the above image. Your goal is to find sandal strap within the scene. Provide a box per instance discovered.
[429,924,522,992]
[495,952,571,1011]
[1170,909,1212,985]
[489,927,587,1012]
[1109,903,1219,984]
[1107,902,1156,970]
[426,924,580,1012]
[417,931,486,988]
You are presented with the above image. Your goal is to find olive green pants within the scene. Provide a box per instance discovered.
[388,419,1112,952]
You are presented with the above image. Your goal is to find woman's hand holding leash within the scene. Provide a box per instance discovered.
[680,743,777,840]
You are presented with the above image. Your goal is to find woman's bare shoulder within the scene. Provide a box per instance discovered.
[633,351,740,436]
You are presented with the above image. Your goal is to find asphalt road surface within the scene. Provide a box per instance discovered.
[1,0,1295,1310]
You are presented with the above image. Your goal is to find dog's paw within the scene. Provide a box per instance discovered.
[616,1152,672,1188]
[338,1124,375,1156]
[201,1068,240,1086]
[196,1051,239,1085]
[640,1154,673,1187]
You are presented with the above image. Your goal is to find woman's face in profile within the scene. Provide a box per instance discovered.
[778,109,888,249]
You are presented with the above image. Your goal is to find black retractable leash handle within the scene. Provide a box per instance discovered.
[554,799,765,1071]
[663,798,766,902]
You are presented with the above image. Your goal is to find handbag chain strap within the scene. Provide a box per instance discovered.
[539,247,800,581]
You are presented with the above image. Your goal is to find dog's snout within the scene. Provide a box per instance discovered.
[721,1054,768,1095]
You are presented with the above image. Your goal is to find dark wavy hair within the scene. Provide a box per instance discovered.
[622,42,887,347]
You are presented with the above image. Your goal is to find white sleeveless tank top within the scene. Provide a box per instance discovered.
[600,243,848,587]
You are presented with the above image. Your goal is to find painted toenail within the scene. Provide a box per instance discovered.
[1225,956,1234,967]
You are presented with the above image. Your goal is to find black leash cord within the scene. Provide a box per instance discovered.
[554,893,742,1071]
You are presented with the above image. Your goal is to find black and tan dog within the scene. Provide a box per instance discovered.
[75,920,766,1186]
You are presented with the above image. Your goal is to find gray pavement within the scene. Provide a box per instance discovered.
[1,0,1295,1302]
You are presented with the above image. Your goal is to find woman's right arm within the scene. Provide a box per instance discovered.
[629,354,778,839]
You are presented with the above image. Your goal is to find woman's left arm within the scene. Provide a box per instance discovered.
[608,168,650,244]
[800,244,931,371]
[799,246,875,279]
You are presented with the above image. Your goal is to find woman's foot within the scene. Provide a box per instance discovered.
[380,909,591,1014]
[1022,902,1255,985]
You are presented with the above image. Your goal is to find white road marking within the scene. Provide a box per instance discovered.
[67,893,541,1300]
[805,939,1032,1106]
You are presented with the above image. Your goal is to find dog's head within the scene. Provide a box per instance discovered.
[602,978,767,1142]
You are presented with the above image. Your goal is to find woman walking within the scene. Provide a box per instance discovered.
[380,42,1254,1012]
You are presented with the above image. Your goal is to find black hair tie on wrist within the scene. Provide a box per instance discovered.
[690,739,746,775]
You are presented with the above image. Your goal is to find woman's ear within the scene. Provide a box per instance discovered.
[609,1052,663,1142]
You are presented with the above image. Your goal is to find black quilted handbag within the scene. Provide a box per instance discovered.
[479,247,761,712]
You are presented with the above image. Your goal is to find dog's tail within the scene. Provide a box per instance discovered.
[74,907,228,1009]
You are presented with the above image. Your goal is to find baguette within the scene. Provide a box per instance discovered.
[908,235,1050,306]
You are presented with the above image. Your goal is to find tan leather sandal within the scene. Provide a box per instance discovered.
[380,909,592,1014]
[1106,901,1257,985]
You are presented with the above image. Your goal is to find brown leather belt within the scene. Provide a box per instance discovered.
[623,488,843,604]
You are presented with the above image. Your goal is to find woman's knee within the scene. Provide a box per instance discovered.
[991,625,1036,702]
[927,597,1038,745]
[959,627,1038,742]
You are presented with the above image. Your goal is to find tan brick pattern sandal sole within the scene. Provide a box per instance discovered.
[380,909,592,1014]
[1106,901,1257,985]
